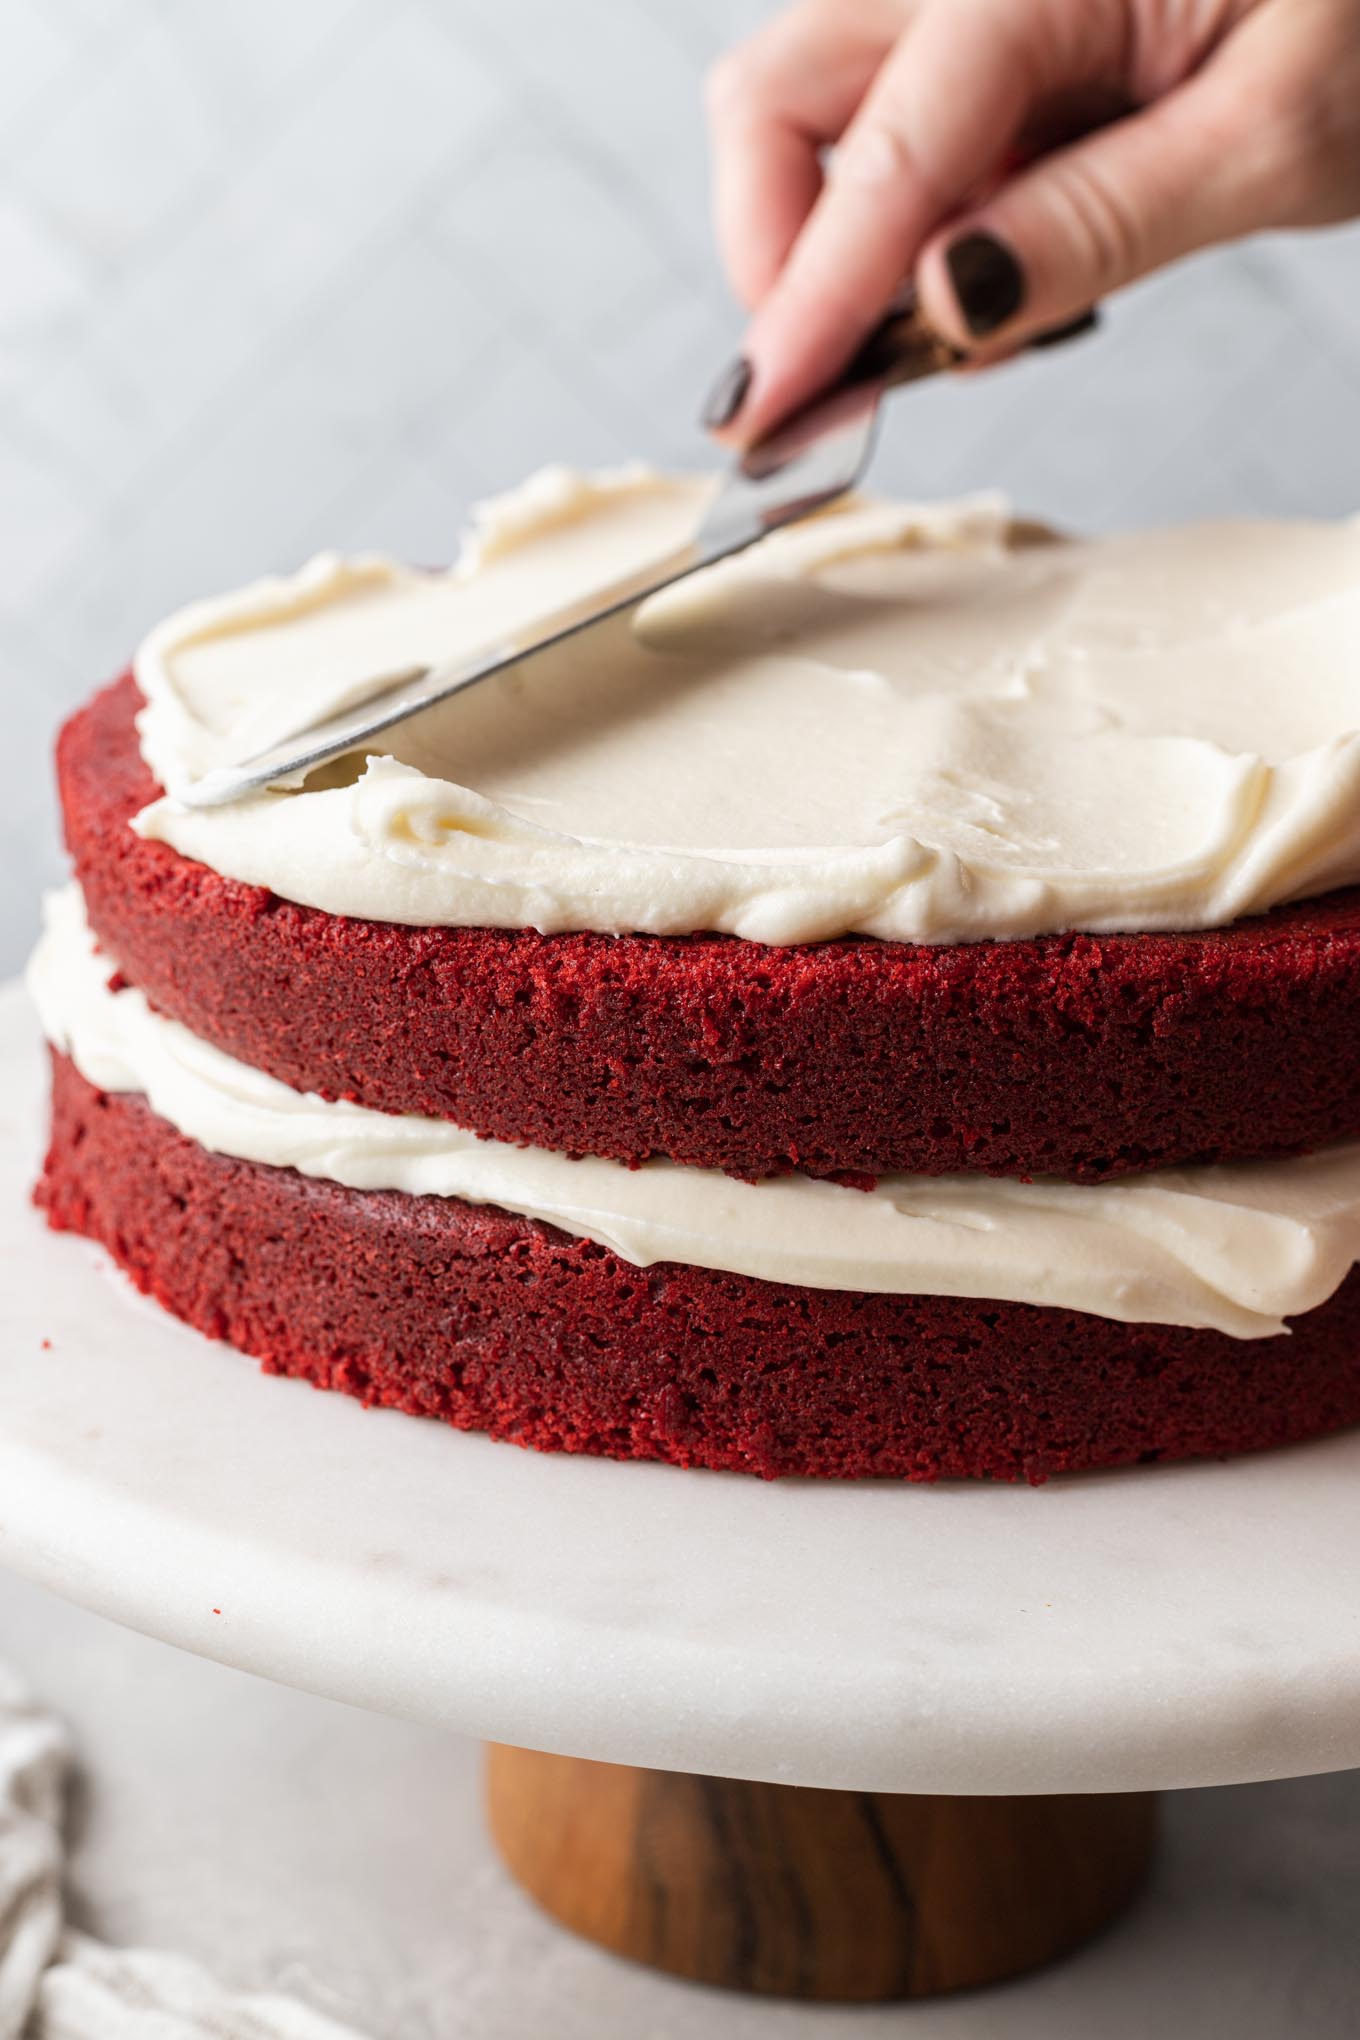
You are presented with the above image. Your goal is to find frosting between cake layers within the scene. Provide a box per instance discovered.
[129,465,1360,946]
[30,885,1360,1338]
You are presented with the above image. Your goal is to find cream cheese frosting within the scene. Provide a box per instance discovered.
[30,885,1360,1338]
[130,465,1360,946]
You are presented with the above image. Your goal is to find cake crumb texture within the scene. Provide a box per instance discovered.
[61,676,1360,1186]
[37,1051,1360,1483]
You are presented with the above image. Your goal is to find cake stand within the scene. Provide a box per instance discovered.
[4,985,1360,2001]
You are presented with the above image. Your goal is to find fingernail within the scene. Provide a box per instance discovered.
[1028,308,1100,351]
[945,231,1026,338]
[701,355,752,431]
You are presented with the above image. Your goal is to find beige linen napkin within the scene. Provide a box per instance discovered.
[0,1666,365,2040]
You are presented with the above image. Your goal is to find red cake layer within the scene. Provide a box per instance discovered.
[61,674,1360,1185]
[36,1052,1360,1482]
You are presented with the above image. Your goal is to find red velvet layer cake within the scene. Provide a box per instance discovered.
[39,1051,1360,1484]
[31,476,1360,1483]
[61,674,1360,1186]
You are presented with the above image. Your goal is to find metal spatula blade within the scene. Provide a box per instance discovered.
[178,312,961,809]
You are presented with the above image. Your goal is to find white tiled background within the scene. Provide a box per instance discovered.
[4,0,1360,973]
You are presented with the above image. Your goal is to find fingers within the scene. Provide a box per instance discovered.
[715,0,1124,444]
[706,1,903,313]
[712,118,824,314]
[913,13,1355,352]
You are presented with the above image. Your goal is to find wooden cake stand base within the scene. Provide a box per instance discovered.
[487,1745,1157,1999]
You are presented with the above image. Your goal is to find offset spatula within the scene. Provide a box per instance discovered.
[178,311,969,809]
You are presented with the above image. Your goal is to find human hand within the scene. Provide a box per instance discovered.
[702,0,1360,442]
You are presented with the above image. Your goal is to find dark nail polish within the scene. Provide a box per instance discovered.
[701,355,751,430]
[945,232,1026,338]
[1028,308,1100,351]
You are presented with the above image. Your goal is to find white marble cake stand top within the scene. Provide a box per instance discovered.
[2,985,1358,1796]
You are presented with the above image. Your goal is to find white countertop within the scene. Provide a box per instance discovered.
[3,1566,1358,2040]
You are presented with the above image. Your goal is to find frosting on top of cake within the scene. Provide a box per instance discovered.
[133,466,1360,946]
[30,884,1360,1339]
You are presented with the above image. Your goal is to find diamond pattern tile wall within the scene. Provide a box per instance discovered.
[3,0,1359,970]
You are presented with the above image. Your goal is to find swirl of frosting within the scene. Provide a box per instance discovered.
[131,465,1360,947]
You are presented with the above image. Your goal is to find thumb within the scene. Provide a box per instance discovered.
[915,61,1291,351]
